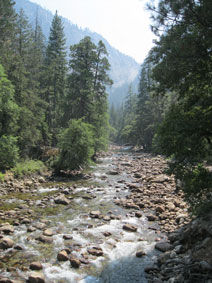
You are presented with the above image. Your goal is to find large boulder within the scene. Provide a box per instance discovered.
[0,237,14,249]
[28,273,45,283]
[54,195,70,205]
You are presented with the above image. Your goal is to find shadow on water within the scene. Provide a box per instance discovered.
[83,248,159,283]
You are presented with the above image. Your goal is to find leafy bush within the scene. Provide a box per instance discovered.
[0,135,19,170]
[12,160,45,178]
[54,119,94,172]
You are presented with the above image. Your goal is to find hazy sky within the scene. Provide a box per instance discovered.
[31,0,156,63]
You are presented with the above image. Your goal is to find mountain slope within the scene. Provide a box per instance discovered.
[14,0,140,105]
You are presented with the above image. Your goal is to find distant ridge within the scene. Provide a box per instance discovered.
[14,0,140,105]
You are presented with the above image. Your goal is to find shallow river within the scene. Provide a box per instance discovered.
[1,147,162,282]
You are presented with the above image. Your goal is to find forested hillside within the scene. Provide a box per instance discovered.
[14,0,140,106]
[111,0,212,215]
[0,1,113,175]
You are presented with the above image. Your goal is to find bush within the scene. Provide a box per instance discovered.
[54,119,94,172]
[0,135,19,170]
[12,160,45,178]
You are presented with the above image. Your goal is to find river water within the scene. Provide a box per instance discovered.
[1,147,161,282]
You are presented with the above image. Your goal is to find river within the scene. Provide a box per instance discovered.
[0,146,163,283]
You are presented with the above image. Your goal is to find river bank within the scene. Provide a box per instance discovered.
[0,145,211,282]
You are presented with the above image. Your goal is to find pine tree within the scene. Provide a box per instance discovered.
[8,9,46,156]
[66,37,112,152]
[0,0,16,69]
[0,64,19,169]
[148,0,212,213]
[43,11,67,145]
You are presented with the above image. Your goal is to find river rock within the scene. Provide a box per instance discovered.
[54,195,70,205]
[199,260,212,271]
[107,170,119,175]
[0,279,17,283]
[14,244,23,250]
[155,242,172,252]
[135,211,142,218]
[36,235,53,244]
[103,231,112,237]
[166,202,176,211]
[63,235,73,240]
[136,250,146,257]
[147,214,157,221]
[0,225,14,234]
[30,262,43,271]
[20,218,31,224]
[144,264,160,273]
[155,206,165,214]
[57,250,69,261]
[0,237,14,249]
[123,224,137,232]
[27,226,36,232]
[28,273,45,283]
[87,247,103,256]
[70,256,81,268]
[103,216,111,221]
[90,211,101,218]
[43,229,54,237]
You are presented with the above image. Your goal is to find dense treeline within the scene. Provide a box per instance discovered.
[0,0,112,172]
[110,0,212,214]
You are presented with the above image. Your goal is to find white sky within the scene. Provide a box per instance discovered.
[31,0,156,63]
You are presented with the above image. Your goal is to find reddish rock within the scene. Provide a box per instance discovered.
[57,250,69,261]
[87,247,103,256]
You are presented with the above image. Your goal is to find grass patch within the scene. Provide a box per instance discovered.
[0,172,5,182]
[12,160,46,178]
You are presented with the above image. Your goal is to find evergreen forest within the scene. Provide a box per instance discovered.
[0,1,112,174]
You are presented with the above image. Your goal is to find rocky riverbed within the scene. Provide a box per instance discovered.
[0,145,211,283]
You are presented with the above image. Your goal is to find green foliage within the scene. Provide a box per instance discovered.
[12,160,45,178]
[66,36,112,153]
[0,172,5,182]
[55,119,95,172]
[0,135,19,170]
[0,63,19,136]
[42,11,67,145]
[148,0,212,215]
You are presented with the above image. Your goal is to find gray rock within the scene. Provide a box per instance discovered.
[200,261,212,271]
[155,242,172,252]
[54,195,70,205]
[36,235,53,244]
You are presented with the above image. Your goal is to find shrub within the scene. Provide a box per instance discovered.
[54,119,94,172]
[12,160,45,178]
[0,135,19,170]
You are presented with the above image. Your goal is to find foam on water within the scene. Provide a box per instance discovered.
[38,187,59,193]
[44,263,84,282]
